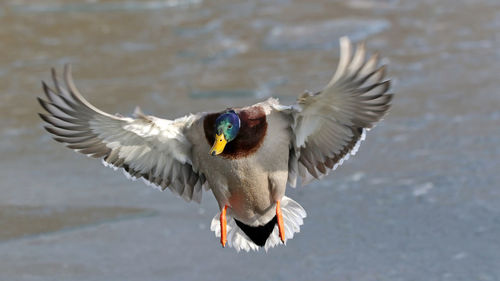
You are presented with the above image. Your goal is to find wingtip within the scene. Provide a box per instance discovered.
[339,37,351,54]
[38,112,47,120]
[339,36,350,44]
[357,41,367,58]
[385,92,395,103]
[63,64,73,88]
[63,63,72,73]
[41,81,54,101]
[381,79,392,92]
[37,97,51,113]
[43,125,58,135]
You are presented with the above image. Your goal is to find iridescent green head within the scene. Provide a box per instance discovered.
[209,110,240,156]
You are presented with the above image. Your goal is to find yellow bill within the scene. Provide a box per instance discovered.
[210,133,227,156]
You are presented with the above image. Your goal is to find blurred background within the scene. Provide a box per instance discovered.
[1,0,499,280]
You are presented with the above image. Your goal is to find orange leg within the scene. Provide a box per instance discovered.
[220,205,228,247]
[276,201,285,243]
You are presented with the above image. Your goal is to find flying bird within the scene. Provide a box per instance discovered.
[37,37,393,252]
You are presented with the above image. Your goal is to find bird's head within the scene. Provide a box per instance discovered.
[209,110,240,156]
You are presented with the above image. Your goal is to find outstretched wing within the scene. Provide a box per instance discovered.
[38,65,206,202]
[284,37,393,187]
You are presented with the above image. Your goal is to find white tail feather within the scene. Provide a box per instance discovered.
[210,196,307,252]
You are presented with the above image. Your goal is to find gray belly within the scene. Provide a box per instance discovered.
[199,147,290,225]
[226,168,273,221]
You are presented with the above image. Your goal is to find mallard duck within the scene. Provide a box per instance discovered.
[37,37,392,252]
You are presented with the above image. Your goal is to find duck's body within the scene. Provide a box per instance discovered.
[190,100,289,226]
[37,37,392,252]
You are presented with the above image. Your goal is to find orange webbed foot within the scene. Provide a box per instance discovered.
[220,205,228,247]
[276,201,285,243]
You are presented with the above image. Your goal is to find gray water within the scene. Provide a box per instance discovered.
[1,0,499,280]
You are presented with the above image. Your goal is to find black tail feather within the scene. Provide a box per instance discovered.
[234,216,277,247]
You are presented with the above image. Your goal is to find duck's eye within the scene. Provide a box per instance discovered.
[228,124,232,129]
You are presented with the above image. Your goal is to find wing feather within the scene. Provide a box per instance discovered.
[281,37,393,186]
[38,65,206,202]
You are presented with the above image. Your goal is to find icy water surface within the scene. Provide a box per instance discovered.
[1,0,499,280]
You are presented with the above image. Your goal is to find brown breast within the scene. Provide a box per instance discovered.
[203,106,267,159]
